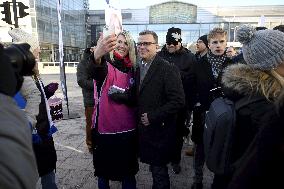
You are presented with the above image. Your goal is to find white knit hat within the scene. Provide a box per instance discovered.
[8,28,39,53]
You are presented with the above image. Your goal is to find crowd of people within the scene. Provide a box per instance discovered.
[1,24,284,189]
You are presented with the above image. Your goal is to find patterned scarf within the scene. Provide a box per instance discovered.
[207,51,227,79]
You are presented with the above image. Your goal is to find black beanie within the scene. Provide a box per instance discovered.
[166,27,182,45]
[198,35,209,48]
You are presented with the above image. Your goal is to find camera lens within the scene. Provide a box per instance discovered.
[4,43,36,76]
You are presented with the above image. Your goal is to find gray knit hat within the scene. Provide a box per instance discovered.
[236,24,284,70]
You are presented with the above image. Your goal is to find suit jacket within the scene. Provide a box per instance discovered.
[136,55,185,165]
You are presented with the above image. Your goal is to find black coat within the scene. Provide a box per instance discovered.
[158,46,196,109]
[158,46,197,136]
[136,55,185,166]
[190,54,232,143]
[33,80,57,177]
[77,49,95,107]
[228,102,284,189]
[221,64,284,189]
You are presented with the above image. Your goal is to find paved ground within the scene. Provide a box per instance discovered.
[38,74,213,189]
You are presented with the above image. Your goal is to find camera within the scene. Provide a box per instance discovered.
[1,43,36,76]
[0,43,36,96]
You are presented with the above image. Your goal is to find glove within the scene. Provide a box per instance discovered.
[109,92,128,104]
[47,82,59,93]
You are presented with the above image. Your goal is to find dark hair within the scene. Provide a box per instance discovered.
[139,30,158,44]
[255,26,267,31]
[273,25,284,33]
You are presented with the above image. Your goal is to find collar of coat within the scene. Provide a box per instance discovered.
[222,63,283,99]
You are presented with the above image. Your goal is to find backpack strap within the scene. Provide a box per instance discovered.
[235,95,266,111]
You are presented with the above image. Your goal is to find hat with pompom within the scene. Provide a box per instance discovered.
[8,28,39,53]
[236,24,284,70]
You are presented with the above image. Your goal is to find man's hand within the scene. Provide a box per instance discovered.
[141,113,150,126]
[93,33,117,63]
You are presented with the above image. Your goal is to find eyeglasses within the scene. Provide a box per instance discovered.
[137,42,156,47]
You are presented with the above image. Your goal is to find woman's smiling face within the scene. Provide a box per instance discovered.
[115,34,129,58]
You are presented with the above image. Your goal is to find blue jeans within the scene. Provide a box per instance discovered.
[98,176,136,189]
[41,171,58,189]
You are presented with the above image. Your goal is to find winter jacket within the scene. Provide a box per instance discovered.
[190,54,232,143]
[20,76,41,127]
[0,93,38,189]
[135,55,185,165]
[158,46,196,137]
[158,45,197,109]
[221,64,284,188]
[91,55,137,134]
[19,77,57,177]
[89,53,139,180]
[77,49,95,107]
[33,78,57,177]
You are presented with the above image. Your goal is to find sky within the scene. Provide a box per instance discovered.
[89,0,284,10]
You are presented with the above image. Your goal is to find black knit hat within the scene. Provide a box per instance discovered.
[198,35,209,48]
[273,25,284,33]
[166,27,182,45]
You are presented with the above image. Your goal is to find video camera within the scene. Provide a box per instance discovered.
[0,43,36,96]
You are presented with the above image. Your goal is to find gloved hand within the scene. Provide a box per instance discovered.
[108,92,128,104]
[47,82,59,93]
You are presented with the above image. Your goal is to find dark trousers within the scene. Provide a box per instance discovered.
[211,174,232,189]
[150,165,170,189]
[171,108,190,164]
[171,135,184,165]
[193,142,205,184]
[98,176,136,189]
[85,106,94,149]
[192,106,206,183]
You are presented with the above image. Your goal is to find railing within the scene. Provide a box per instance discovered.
[38,62,79,74]
[40,62,79,68]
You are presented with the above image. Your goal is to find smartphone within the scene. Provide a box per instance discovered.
[103,25,114,38]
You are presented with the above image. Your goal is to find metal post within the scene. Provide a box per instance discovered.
[12,0,18,28]
[228,20,231,42]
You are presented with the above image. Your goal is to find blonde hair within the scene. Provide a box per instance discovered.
[110,31,136,66]
[208,28,227,42]
[256,70,284,100]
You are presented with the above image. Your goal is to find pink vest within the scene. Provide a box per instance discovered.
[92,62,136,134]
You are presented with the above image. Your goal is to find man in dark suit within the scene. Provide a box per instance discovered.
[158,27,197,174]
[136,30,185,189]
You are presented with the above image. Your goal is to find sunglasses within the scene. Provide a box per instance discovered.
[166,42,178,46]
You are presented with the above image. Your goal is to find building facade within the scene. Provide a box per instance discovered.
[88,1,284,47]
[0,0,88,62]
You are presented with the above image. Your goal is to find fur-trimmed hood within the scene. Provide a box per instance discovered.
[222,64,283,100]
